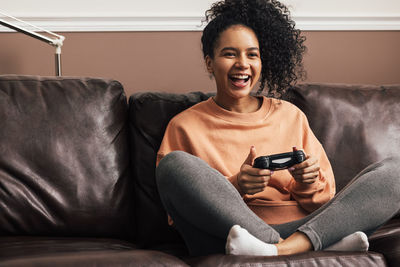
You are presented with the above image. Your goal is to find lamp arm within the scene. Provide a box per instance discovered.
[0,19,56,45]
[0,10,65,76]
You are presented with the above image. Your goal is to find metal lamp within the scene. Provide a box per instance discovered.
[0,11,65,76]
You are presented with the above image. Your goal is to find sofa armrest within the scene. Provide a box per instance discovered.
[369,218,400,267]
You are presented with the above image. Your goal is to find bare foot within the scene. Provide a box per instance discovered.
[275,231,313,255]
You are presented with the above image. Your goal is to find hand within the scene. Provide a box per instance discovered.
[289,153,320,184]
[237,146,273,195]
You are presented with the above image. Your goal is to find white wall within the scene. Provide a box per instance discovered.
[2,0,400,17]
[285,0,400,16]
[1,0,399,31]
[0,0,213,17]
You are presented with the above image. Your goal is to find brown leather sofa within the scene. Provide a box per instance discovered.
[0,75,399,266]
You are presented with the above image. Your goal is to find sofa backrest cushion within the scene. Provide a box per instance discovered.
[128,91,212,247]
[289,83,400,191]
[0,75,134,239]
[129,84,400,246]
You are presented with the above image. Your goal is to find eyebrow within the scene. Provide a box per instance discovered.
[220,47,260,52]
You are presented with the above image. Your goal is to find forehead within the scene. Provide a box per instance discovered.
[215,25,259,50]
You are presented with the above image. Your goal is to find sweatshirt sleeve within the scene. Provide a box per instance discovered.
[156,118,191,166]
[288,113,336,212]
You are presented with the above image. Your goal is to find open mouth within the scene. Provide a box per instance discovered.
[229,74,251,88]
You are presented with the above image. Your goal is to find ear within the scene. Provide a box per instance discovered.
[205,55,214,74]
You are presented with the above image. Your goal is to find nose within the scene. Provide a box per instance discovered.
[235,55,250,69]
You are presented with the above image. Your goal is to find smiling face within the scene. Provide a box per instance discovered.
[206,25,262,106]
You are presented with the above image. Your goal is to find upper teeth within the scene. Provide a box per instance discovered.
[231,75,249,79]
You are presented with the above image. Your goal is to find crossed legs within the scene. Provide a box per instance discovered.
[156,151,400,256]
[156,151,280,255]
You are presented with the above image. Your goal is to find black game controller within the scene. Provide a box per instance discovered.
[253,150,306,170]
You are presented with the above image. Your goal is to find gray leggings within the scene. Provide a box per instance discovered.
[156,151,400,256]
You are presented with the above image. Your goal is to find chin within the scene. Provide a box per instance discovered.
[216,80,256,100]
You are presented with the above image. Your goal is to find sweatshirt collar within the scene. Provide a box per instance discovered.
[206,96,272,124]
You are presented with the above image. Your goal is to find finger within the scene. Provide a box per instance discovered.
[241,180,269,190]
[243,146,257,166]
[293,147,307,159]
[293,177,317,184]
[293,172,319,183]
[242,165,273,176]
[294,172,319,180]
[239,176,268,194]
[241,174,271,184]
[297,178,317,184]
[291,164,320,175]
[292,156,318,170]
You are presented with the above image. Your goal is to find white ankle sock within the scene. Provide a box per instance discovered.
[225,225,278,256]
[325,232,369,252]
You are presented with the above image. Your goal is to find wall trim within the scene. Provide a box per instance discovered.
[1,15,400,32]
[296,16,400,31]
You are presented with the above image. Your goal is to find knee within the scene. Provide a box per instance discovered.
[383,155,400,167]
[380,156,400,176]
[378,156,400,193]
[156,151,193,190]
[157,151,192,173]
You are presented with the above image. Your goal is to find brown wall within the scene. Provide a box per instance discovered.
[1,31,399,97]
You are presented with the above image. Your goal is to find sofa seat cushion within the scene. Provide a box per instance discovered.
[186,251,387,267]
[0,236,189,267]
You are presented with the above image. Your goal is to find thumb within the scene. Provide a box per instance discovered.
[244,146,257,166]
[293,146,307,157]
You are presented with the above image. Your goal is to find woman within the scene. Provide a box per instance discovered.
[156,0,400,256]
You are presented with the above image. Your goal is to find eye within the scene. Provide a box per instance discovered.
[223,51,236,57]
[248,52,259,58]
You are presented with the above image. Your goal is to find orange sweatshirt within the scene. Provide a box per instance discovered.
[157,96,335,225]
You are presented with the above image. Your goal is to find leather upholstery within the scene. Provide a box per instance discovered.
[129,84,400,266]
[1,75,399,266]
[128,92,213,249]
[369,218,400,267]
[186,251,387,267]
[0,236,188,267]
[287,83,400,191]
[0,75,134,239]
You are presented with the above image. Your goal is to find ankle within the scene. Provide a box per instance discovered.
[276,242,298,255]
[276,232,313,255]
[275,243,289,255]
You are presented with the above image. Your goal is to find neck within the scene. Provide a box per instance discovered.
[213,95,261,113]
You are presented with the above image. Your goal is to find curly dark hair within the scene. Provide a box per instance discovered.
[201,0,306,96]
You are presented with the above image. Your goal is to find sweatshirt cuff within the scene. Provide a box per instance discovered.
[290,170,326,192]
